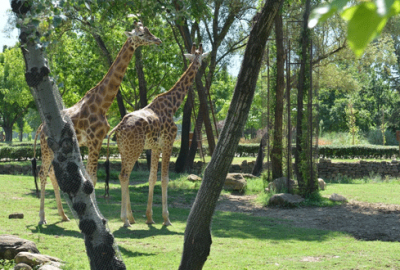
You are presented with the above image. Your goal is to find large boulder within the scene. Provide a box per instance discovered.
[318,178,326,190]
[187,174,202,182]
[14,263,32,270]
[0,235,39,260]
[14,252,62,268]
[329,193,347,202]
[269,193,304,206]
[268,177,296,193]
[224,173,247,191]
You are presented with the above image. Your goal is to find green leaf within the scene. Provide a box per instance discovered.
[342,2,388,57]
[309,0,349,28]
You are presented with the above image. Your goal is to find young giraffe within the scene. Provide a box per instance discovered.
[105,44,208,227]
[32,21,161,225]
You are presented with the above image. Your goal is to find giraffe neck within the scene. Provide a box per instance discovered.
[80,39,138,114]
[148,61,199,116]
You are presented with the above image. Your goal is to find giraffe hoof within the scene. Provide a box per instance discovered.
[123,222,132,228]
[62,217,70,222]
[146,220,156,225]
[38,220,47,225]
[163,220,172,226]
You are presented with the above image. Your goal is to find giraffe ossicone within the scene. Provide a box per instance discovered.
[32,21,161,225]
[105,44,209,227]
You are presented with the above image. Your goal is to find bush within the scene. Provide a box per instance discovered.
[367,129,398,146]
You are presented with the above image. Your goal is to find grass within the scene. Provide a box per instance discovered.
[2,173,400,269]
[321,175,400,204]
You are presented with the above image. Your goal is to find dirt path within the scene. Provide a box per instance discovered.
[215,194,400,242]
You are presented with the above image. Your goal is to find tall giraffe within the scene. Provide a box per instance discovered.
[32,21,161,225]
[105,44,208,227]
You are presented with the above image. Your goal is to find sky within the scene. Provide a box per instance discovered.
[0,1,18,50]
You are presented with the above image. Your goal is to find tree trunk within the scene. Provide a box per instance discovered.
[175,87,193,172]
[3,125,12,142]
[179,0,283,268]
[172,7,194,172]
[13,1,125,269]
[252,131,268,176]
[295,0,316,195]
[271,11,284,180]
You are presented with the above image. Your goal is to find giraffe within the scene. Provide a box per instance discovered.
[105,44,209,227]
[32,21,162,225]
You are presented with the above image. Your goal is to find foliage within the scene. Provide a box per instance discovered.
[367,128,398,145]
[309,0,400,56]
[0,46,34,140]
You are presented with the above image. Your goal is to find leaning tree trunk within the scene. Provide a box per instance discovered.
[178,0,283,268]
[271,10,284,180]
[12,1,125,269]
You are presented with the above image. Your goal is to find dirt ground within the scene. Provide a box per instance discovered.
[215,194,400,242]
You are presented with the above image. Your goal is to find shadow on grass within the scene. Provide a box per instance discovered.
[26,222,83,239]
[113,224,183,240]
[117,245,156,258]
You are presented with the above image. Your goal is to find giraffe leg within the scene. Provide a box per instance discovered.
[38,164,49,225]
[161,147,172,226]
[119,150,141,227]
[86,140,101,187]
[49,167,69,222]
[146,149,160,225]
[38,139,53,225]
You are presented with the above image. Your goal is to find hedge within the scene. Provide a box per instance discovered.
[318,145,399,159]
[0,143,399,161]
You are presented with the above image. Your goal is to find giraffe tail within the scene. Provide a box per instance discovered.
[32,124,42,197]
[104,125,119,198]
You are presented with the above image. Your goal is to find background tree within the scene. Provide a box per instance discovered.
[0,46,34,141]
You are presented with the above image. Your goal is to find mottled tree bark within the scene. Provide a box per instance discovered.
[179,0,283,268]
[12,1,125,269]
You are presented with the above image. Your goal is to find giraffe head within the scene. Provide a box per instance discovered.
[125,21,162,46]
[184,43,209,66]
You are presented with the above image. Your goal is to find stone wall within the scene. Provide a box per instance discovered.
[317,159,400,179]
[1,159,399,180]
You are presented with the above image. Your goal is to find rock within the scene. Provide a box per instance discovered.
[318,178,326,190]
[37,262,64,270]
[268,177,295,193]
[224,173,247,191]
[269,193,304,206]
[329,193,347,202]
[9,213,24,219]
[14,252,62,267]
[187,174,202,182]
[0,235,39,260]
[241,173,257,179]
[14,263,32,270]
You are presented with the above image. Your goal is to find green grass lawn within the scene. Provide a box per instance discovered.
[1,174,400,269]
[321,179,400,204]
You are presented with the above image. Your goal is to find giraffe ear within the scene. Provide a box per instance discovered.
[184,54,195,61]
[201,52,210,60]
[125,31,133,37]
